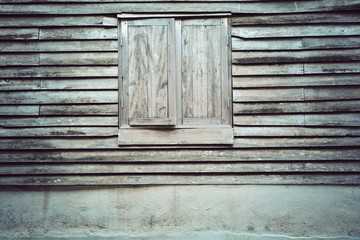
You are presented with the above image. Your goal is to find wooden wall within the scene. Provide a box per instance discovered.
[1,0,360,185]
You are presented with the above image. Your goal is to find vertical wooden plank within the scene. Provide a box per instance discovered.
[181,19,222,119]
[128,24,168,119]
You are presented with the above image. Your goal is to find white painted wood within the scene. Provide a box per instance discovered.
[40,52,118,65]
[40,104,118,115]
[0,127,118,137]
[41,78,118,90]
[0,54,39,66]
[233,88,304,102]
[0,79,41,90]
[0,105,39,116]
[234,115,305,126]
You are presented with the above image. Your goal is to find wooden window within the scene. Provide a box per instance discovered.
[118,14,233,145]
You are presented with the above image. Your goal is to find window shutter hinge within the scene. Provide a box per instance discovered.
[227,97,230,108]
[121,97,124,108]
[120,37,123,46]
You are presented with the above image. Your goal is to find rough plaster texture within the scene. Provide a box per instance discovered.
[1,185,360,239]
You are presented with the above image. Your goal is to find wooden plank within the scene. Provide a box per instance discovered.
[0,127,117,137]
[302,37,360,50]
[0,28,38,40]
[232,13,360,25]
[0,79,41,90]
[0,116,117,127]
[234,100,360,114]
[232,25,360,39]
[118,128,234,145]
[1,162,359,175]
[305,87,360,101]
[1,149,359,163]
[232,74,360,88]
[0,66,118,78]
[0,1,359,15]
[41,78,118,90]
[233,137,360,148]
[1,174,359,185]
[0,91,117,104]
[127,23,169,121]
[234,114,305,126]
[304,63,360,74]
[39,27,117,40]
[0,40,117,53]
[0,105,39,116]
[232,49,360,64]
[0,16,111,27]
[232,64,303,76]
[305,114,360,126]
[0,138,119,149]
[0,54,39,66]
[234,127,360,137]
[40,52,118,65]
[233,88,304,102]
[233,37,360,51]
[40,104,118,115]
[232,37,302,51]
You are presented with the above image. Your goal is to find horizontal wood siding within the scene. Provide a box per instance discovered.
[0,0,359,185]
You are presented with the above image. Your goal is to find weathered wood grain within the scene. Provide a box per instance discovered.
[0,66,118,78]
[0,127,117,137]
[128,24,169,120]
[305,114,360,126]
[1,149,359,163]
[41,78,118,90]
[0,116,117,127]
[0,16,114,27]
[232,74,360,88]
[0,28,38,40]
[234,127,360,137]
[1,162,359,175]
[233,37,360,51]
[0,54,39,66]
[0,79,41,90]
[232,64,304,76]
[3,137,359,149]
[232,13,360,25]
[233,88,304,102]
[118,128,234,145]
[232,25,360,38]
[234,114,305,126]
[0,1,359,15]
[304,63,360,74]
[0,105,39,116]
[302,37,360,50]
[0,91,117,104]
[40,104,118,115]
[233,137,360,148]
[1,174,359,185]
[232,49,360,64]
[39,27,117,40]
[305,87,360,101]
[0,40,117,53]
[232,37,303,51]
[40,52,118,65]
[234,100,360,114]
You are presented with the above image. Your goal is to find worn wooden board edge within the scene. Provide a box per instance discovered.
[1,148,359,163]
[1,137,360,149]
[1,162,360,175]
[1,174,359,185]
[1,1,360,15]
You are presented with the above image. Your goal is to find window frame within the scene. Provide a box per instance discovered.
[118,13,233,146]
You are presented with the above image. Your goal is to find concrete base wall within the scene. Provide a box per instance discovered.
[1,185,360,239]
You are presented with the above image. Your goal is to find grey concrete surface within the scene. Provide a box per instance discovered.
[1,185,360,239]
